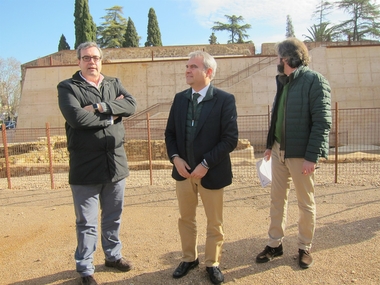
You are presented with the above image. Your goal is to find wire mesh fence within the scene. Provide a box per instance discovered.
[0,106,379,190]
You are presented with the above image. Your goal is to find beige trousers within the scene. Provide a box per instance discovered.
[176,178,224,267]
[268,141,316,251]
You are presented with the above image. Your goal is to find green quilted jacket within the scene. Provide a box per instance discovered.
[266,65,332,163]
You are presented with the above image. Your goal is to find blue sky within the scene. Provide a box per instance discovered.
[0,0,349,64]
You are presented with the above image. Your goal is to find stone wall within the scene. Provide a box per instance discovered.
[16,43,380,148]
[22,43,255,68]
[0,137,253,177]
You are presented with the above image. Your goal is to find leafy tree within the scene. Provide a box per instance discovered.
[145,8,162,46]
[334,0,380,41]
[97,6,128,48]
[209,32,218,44]
[123,17,140,47]
[286,15,296,38]
[74,0,97,49]
[211,15,252,44]
[58,34,71,51]
[0,57,21,122]
[304,22,339,42]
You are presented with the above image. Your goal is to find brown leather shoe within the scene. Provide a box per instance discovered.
[299,249,314,269]
[105,257,133,272]
[80,275,97,285]
[256,244,283,263]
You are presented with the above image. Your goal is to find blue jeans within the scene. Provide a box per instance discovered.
[70,179,126,276]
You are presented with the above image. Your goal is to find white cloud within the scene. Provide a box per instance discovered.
[187,0,356,51]
[190,0,319,27]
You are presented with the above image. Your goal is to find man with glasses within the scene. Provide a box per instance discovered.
[58,42,137,285]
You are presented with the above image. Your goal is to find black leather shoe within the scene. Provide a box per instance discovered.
[256,244,283,263]
[80,275,98,285]
[206,266,224,284]
[172,258,199,278]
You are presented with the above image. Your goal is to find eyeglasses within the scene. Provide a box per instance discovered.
[81,56,101,62]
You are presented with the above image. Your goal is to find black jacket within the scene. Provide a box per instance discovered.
[57,71,137,184]
[165,85,238,189]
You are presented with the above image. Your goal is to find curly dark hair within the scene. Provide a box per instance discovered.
[275,37,310,67]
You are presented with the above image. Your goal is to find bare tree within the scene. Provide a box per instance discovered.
[0,57,21,124]
[312,0,334,25]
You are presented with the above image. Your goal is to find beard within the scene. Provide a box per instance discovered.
[277,61,285,74]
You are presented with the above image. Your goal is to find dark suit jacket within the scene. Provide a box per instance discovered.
[165,85,238,189]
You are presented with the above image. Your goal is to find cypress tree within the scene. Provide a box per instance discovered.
[209,32,218,44]
[58,34,71,51]
[74,0,97,49]
[286,15,296,38]
[123,17,140,47]
[145,8,162,46]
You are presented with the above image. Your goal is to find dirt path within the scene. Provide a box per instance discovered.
[1,181,379,285]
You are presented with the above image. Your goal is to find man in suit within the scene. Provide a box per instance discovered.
[165,51,238,284]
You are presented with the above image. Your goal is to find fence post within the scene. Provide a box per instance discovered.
[1,124,12,189]
[146,113,153,185]
[46,122,55,189]
[334,102,338,183]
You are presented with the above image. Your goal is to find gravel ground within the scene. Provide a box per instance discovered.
[0,163,379,285]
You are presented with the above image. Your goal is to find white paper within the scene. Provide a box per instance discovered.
[256,158,272,187]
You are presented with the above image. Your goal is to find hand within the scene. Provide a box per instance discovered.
[302,160,317,175]
[263,149,271,161]
[112,95,124,120]
[190,163,208,179]
[173,157,191,178]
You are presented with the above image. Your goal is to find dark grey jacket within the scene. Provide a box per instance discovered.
[58,71,137,184]
[266,65,332,163]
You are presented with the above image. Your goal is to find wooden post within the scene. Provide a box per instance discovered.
[334,102,338,183]
[46,123,54,189]
[2,124,11,189]
[147,113,153,185]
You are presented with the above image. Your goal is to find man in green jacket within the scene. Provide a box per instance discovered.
[58,42,137,285]
[256,38,331,269]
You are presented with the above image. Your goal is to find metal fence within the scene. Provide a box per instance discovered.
[1,106,379,190]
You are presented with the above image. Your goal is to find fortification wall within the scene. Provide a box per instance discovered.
[17,43,380,131]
